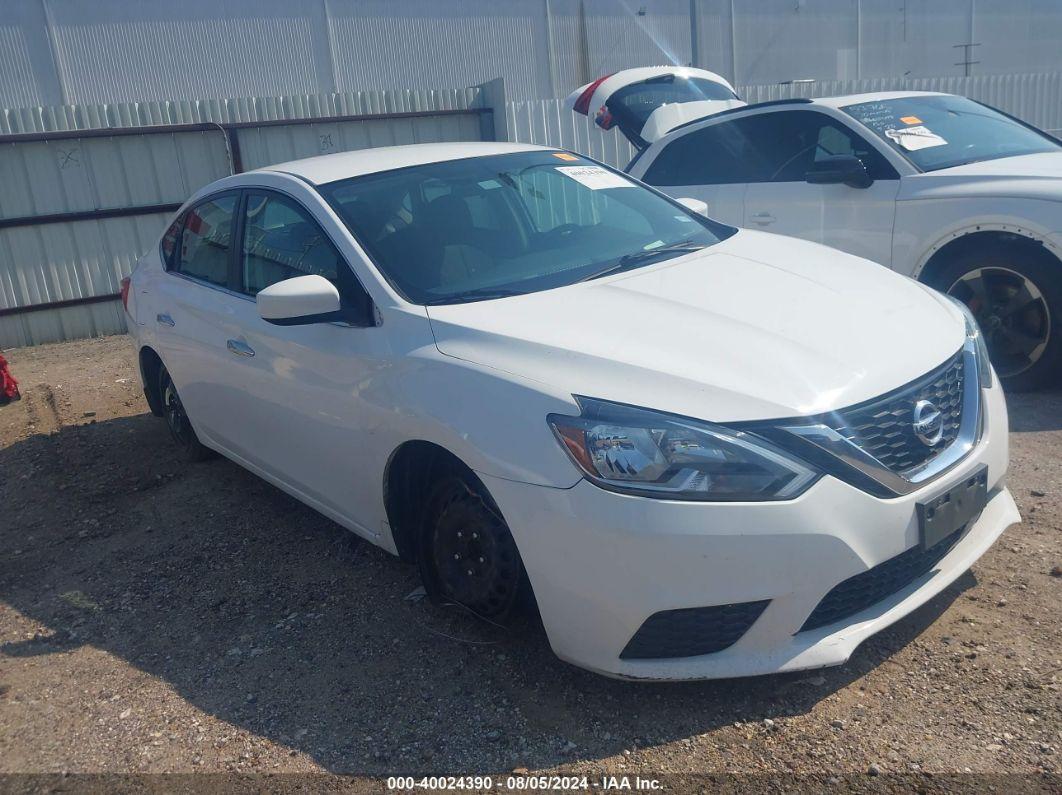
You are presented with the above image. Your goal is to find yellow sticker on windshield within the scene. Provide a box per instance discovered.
[900,115,922,125]
[552,152,579,161]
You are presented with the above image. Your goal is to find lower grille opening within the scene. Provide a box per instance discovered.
[620,600,770,660]
[799,529,965,633]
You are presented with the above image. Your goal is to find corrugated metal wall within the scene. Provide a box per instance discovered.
[506,98,638,171]
[2,1,1062,108]
[506,70,1062,169]
[0,131,230,219]
[0,217,170,349]
[0,128,232,348]
[236,113,484,172]
[0,88,492,349]
[0,87,485,135]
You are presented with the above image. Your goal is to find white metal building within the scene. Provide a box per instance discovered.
[4,0,1062,108]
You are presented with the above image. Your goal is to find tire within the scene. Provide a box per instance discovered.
[158,365,213,462]
[926,243,1062,392]
[418,467,531,623]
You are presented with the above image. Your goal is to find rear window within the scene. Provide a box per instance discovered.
[175,195,236,287]
[160,217,181,268]
[606,75,738,146]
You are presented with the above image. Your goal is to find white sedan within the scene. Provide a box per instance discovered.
[123,142,1018,680]
[569,67,1062,390]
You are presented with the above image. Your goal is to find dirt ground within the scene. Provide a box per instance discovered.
[0,335,1059,790]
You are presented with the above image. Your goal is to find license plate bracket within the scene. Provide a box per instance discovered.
[917,465,988,550]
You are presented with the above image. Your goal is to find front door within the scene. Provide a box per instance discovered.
[739,110,900,265]
[214,188,388,536]
[633,117,763,227]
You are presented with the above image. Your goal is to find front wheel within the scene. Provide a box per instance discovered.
[930,246,1062,391]
[158,365,212,462]
[418,469,530,623]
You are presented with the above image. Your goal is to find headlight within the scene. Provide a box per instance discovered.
[946,296,993,389]
[547,397,819,501]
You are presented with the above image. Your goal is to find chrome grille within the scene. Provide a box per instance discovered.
[827,352,965,476]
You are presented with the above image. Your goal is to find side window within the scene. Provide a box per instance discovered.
[176,195,237,287]
[642,120,768,186]
[241,192,346,295]
[736,111,897,183]
[161,216,181,269]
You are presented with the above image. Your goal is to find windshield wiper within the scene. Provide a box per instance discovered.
[423,287,524,306]
[578,239,707,282]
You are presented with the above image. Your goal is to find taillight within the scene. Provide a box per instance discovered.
[120,276,131,313]
[572,73,613,116]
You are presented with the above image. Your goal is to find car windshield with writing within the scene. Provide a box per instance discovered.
[842,94,1060,172]
[317,151,734,305]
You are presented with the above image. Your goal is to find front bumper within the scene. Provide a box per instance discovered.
[482,383,1018,681]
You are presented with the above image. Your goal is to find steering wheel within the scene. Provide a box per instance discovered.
[770,143,831,182]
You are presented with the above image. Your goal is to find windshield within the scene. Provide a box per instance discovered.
[318,151,734,305]
[842,95,1060,172]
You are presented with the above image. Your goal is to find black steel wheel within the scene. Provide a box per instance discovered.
[158,365,212,462]
[420,471,527,621]
[929,243,1062,391]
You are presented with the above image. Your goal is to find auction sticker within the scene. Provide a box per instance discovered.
[884,124,947,151]
[556,165,633,189]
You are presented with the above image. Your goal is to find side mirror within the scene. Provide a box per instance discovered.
[257,275,344,326]
[805,155,873,189]
[675,197,710,216]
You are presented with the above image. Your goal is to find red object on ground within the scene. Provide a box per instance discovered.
[0,352,20,404]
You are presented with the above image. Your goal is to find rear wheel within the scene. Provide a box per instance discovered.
[928,244,1062,391]
[158,365,212,462]
[419,469,529,622]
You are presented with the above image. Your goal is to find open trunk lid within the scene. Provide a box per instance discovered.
[565,66,745,150]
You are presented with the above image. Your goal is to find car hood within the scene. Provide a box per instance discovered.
[426,231,965,423]
[899,151,1062,202]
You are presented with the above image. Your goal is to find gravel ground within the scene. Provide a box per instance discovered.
[0,335,1060,789]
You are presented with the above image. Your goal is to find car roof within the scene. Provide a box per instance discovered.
[258,141,549,185]
[809,90,949,109]
[661,91,956,139]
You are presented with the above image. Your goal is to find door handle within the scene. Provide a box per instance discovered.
[226,339,255,358]
[156,313,175,327]
[749,212,776,226]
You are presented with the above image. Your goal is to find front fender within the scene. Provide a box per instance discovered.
[388,352,583,489]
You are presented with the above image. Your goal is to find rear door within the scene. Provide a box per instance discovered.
[154,191,249,451]
[739,109,900,265]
